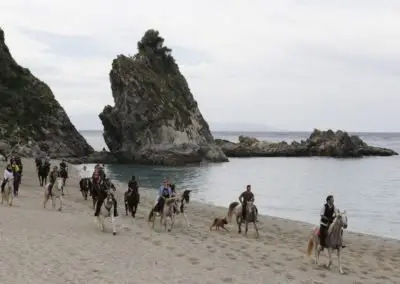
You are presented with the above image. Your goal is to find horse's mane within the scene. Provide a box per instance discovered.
[328,212,346,236]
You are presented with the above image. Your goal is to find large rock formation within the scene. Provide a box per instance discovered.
[99,29,228,165]
[0,27,94,158]
[215,129,398,158]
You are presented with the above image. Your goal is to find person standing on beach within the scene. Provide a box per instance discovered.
[238,185,255,220]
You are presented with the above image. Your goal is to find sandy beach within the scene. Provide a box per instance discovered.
[0,159,399,284]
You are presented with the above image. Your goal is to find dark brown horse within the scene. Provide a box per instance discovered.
[124,187,140,218]
[79,178,92,200]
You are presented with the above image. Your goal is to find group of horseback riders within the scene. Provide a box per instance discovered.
[1,155,23,196]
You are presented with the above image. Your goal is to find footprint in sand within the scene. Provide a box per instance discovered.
[152,240,162,246]
[204,266,215,271]
[208,248,217,254]
[175,253,185,258]
[187,257,200,265]
[220,276,233,283]
[225,252,237,260]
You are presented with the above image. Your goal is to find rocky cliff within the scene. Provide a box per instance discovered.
[99,29,228,165]
[0,27,94,158]
[215,129,398,158]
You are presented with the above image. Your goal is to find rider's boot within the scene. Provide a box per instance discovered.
[94,197,104,216]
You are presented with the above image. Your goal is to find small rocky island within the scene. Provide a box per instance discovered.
[0,27,94,159]
[215,129,398,158]
[99,29,228,165]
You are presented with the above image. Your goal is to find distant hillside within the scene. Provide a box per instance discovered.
[209,122,283,132]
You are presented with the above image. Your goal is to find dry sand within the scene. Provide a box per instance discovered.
[0,159,399,284]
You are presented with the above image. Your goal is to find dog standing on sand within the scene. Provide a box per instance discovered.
[210,217,229,231]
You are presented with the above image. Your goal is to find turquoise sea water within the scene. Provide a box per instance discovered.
[79,130,400,239]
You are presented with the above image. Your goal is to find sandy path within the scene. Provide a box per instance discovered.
[0,159,399,284]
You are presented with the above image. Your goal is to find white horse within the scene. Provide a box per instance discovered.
[162,197,179,232]
[148,196,179,231]
[307,211,348,274]
[43,177,64,211]
[1,177,14,206]
[96,190,117,235]
[228,201,259,237]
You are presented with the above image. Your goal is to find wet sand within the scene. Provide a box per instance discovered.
[0,159,399,283]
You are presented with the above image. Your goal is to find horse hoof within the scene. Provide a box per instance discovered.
[168,229,171,232]
[113,232,116,236]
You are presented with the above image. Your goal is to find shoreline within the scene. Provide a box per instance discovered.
[76,164,400,241]
[1,158,396,283]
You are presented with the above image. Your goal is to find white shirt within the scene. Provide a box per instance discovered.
[4,169,13,180]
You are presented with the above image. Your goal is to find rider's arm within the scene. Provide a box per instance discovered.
[320,205,328,220]
[238,192,243,203]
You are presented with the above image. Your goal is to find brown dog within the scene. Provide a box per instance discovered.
[210,217,229,231]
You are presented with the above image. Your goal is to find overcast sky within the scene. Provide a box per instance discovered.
[1,0,400,132]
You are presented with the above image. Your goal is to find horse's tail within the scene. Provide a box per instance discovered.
[228,201,239,222]
[307,235,314,257]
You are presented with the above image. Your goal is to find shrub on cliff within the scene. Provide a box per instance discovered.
[136,29,176,72]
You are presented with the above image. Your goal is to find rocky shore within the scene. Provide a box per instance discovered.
[99,29,227,166]
[215,129,398,158]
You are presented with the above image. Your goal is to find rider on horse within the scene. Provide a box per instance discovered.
[93,177,118,218]
[153,180,172,215]
[59,159,68,179]
[238,185,258,221]
[319,195,346,249]
[1,164,13,193]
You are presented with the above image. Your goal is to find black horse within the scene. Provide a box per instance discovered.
[79,178,92,200]
[124,187,140,218]
[38,163,50,186]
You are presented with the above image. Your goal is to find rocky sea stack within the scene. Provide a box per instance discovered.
[215,129,398,158]
[0,27,94,158]
[99,29,228,165]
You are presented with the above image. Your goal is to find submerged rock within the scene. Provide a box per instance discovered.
[215,129,398,158]
[0,27,94,158]
[99,29,228,166]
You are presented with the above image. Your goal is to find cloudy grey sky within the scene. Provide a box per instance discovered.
[1,0,400,132]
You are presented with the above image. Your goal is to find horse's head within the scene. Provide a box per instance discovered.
[104,191,114,210]
[336,210,348,229]
[182,189,192,204]
[246,201,256,214]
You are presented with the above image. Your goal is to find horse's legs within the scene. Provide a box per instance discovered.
[244,220,249,236]
[182,212,190,227]
[327,248,333,269]
[314,236,321,265]
[111,209,117,235]
[52,196,56,209]
[132,204,137,218]
[169,215,174,232]
[43,194,48,208]
[253,221,259,238]
[337,248,343,274]
[8,186,13,206]
[237,216,242,233]
[125,202,128,216]
[58,196,63,211]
